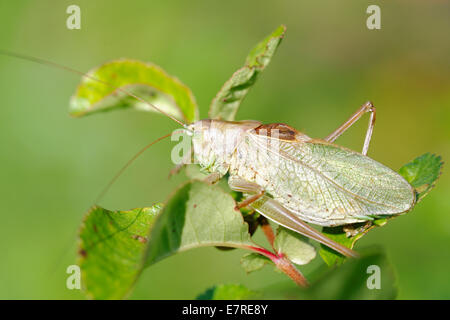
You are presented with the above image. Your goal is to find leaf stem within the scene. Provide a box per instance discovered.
[274,256,309,288]
[258,216,275,248]
[246,245,309,288]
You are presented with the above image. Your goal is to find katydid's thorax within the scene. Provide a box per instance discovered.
[190,119,262,176]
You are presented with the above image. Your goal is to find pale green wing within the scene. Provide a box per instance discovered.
[240,134,415,226]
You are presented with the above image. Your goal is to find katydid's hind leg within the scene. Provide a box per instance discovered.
[324,101,376,155]
[228,176,359,258]
[250,196,359,258]
[228,176,265,209]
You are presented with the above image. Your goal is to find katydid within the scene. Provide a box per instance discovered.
[0,50,416,259]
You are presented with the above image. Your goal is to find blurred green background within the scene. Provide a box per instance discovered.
[0,0,449,299]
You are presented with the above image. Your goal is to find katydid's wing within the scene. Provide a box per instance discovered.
[244,133,415,226]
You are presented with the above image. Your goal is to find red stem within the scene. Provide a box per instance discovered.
[260,223,276,248]
[246,245,309,288]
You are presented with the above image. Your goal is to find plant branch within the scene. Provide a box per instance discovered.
[274,256,309,287]
[257,216,275,248]
[246,245,309,288]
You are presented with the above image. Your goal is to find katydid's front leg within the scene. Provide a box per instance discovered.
[228,176,265,209]
[325,101,376,156]
[228,176,359,259]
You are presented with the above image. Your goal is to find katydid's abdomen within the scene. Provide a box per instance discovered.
[229,124,416,227]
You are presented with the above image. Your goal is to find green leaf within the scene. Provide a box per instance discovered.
[240,253,273,274]
[145,181,256,266]
[273,227,316,265]
[319,153,443,266]
[78,181,259,299]
[319,223,369,266]
[399,153,443,202]
[196,284,256,300]
[262,247,397,299]
[312,247,397,299]
[78,204,162,299]
[70,59,199,123]
[184,164,208,180]
[209,25,286,121]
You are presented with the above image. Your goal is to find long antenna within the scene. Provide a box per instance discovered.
[0,49,188,128]
[0,50,193,275]
[93,131,174,205]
